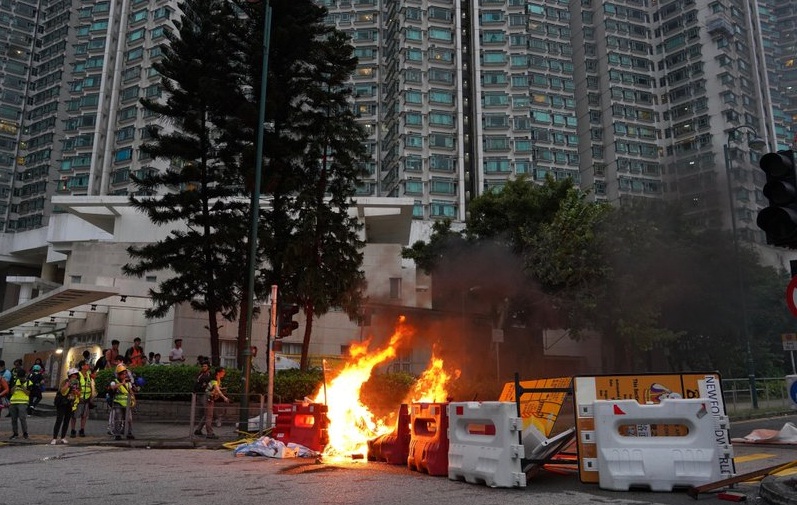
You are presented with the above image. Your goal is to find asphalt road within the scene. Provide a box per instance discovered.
[0,413,793,505]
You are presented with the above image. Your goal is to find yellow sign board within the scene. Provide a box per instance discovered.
[499,376,572,437]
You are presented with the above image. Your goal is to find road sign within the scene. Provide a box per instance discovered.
[783,333,797,351]
[786,276,797,317]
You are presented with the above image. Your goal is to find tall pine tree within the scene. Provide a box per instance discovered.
[245,0,368,369]
[123,0,260,366]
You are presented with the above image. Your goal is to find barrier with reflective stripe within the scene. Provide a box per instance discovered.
[593,398,733,491]
[447,401,526,488]
[408,402,449,476]
[271,402,329,452]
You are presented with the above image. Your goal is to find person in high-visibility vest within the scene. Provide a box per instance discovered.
[8,368,32,440]
[109,364,138,440]
[201,367,230,439]
[69,360,95,438]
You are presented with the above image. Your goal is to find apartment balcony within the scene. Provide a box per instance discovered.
[707,16,733,38]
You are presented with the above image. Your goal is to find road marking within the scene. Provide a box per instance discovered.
[735,453,776,463]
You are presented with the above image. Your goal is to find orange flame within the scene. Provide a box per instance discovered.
[404,354,460,404]
[311,317,458,463]
[312,316,412,461]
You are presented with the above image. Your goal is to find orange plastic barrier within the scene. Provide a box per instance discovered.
[271,402,329,452]
[368,404,411,464]
[408,402,449,476]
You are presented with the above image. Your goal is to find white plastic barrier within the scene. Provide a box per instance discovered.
[593,398,733,491]
[447,401,526,488]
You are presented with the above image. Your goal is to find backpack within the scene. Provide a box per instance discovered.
[194,371,211,393]
[28,372,43,392]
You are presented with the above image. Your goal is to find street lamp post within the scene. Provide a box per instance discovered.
[239,0,273,432]
[723,124,766,409]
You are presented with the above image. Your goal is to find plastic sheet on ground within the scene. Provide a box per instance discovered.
[233,436,319,458]
[731,422,797,444]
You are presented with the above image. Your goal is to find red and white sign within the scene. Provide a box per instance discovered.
[783,333,797,351]
[787,276,797,317]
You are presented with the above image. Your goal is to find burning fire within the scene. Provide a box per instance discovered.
[404,353,460,404]
[312,316,458,462]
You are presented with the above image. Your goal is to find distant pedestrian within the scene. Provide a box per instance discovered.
[105,340,120,369]
[195,367,229,439]
[51,369,79,445]
[0,360,9,416]
[10,359,23,383]
[27,364,45,415]
[148,352,155,365]
[0,374,8,427]
[125,337,146,367]
[152,353,162,365]
[8,369,31,439]
[93,350,108,373]
[169,339,186,364]
[109,364,138,440]
[69,360,94,437]
[192,362,213,437]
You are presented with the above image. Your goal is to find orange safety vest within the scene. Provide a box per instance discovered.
[129,346,144,367]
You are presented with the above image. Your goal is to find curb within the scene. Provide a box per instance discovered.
[2,436,231,450]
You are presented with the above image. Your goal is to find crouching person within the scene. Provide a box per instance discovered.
[109,364,137,440]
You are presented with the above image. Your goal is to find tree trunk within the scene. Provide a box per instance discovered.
[207,310,221,367]
[300,305,314,370]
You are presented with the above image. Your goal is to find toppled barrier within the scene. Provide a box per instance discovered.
[368,403,410,464]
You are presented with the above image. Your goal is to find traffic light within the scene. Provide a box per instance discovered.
[277,304,299,338]
[757,149,797,247]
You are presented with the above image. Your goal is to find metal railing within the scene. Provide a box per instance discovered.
[722,376,795,415]
[89,392,278,439]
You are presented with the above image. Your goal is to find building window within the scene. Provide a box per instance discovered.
[220,340,237,369]
[389,278,401,299]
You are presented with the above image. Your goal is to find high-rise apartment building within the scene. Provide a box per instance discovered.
[323,0,791,247]
[0,0,173,234]
[0,0,792,238]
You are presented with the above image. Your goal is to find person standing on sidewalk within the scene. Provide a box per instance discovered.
[125,338,146,368]
[192,362,212,437]
[69,360,94,437]
[109,364,137,440]
[8,369,31,439]
[104,340,120,369]
[27,364,45,415]
[199,367,229,439]
[51,369,79,445]
[169,338,186,364]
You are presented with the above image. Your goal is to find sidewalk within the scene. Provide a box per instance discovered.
[0,395,238,450]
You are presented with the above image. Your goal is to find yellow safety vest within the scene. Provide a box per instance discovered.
[114,382,134,407]
[78,373,93,401]
[10,379,31,404]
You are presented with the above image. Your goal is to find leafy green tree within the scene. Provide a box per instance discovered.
[123,0,257,366]
[403,177,794,377]
[244,0,368,369]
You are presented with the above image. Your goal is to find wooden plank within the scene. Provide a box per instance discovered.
[688,461,797,499]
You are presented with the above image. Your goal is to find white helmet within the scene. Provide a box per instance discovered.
[67,368,79,376]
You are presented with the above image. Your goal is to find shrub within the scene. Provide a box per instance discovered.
[93,365,327,403]
[93,366,421,415]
